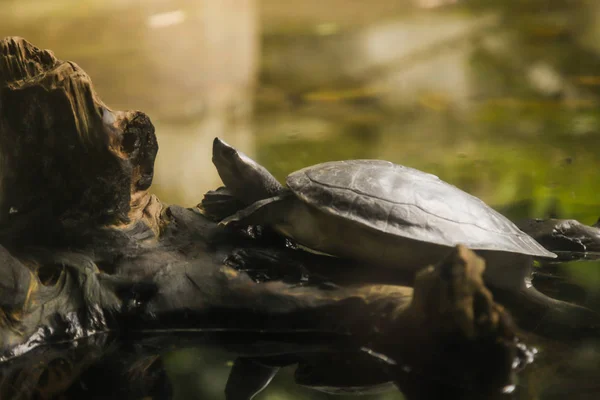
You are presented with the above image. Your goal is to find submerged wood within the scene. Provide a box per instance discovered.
[0,37,522,399]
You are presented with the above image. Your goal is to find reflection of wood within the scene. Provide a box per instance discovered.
[0,37,520,399]
[260,11,498,109]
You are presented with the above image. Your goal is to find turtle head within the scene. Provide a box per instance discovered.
[212,137,284,204]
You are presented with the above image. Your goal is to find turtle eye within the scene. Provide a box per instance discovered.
[223,145,238,157]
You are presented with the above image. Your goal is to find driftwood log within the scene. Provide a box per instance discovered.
[518,218,600,255]
[0,37,525,399]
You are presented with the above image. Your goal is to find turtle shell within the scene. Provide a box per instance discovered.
[286,160,555,258]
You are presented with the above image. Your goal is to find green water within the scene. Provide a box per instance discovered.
[2,0,600,398]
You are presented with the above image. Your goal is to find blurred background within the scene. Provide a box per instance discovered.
[2,0,600,399]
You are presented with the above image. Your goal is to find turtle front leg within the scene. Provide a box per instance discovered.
[197,186,246,222]
[219,194,292,230]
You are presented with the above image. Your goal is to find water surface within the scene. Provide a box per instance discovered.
[1,0,600,398]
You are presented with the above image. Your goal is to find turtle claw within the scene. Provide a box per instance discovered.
[197,186,245,222]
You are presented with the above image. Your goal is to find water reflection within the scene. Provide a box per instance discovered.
[0,331,522,400]
[0,259,597,400]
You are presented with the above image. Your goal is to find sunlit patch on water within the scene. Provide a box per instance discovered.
[147,10,186,29]
[414,0,458,9]
[514,341,537,369]
[360,346,398,365]
[502,384,515,394]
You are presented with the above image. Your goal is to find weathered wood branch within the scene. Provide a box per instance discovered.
[518,218,600,254]
[0,37,524,399]
[0,36,159,245]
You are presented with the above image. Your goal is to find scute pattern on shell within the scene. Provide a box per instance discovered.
[287,160,555,258]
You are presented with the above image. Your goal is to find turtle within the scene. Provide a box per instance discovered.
[201,137,600,336]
